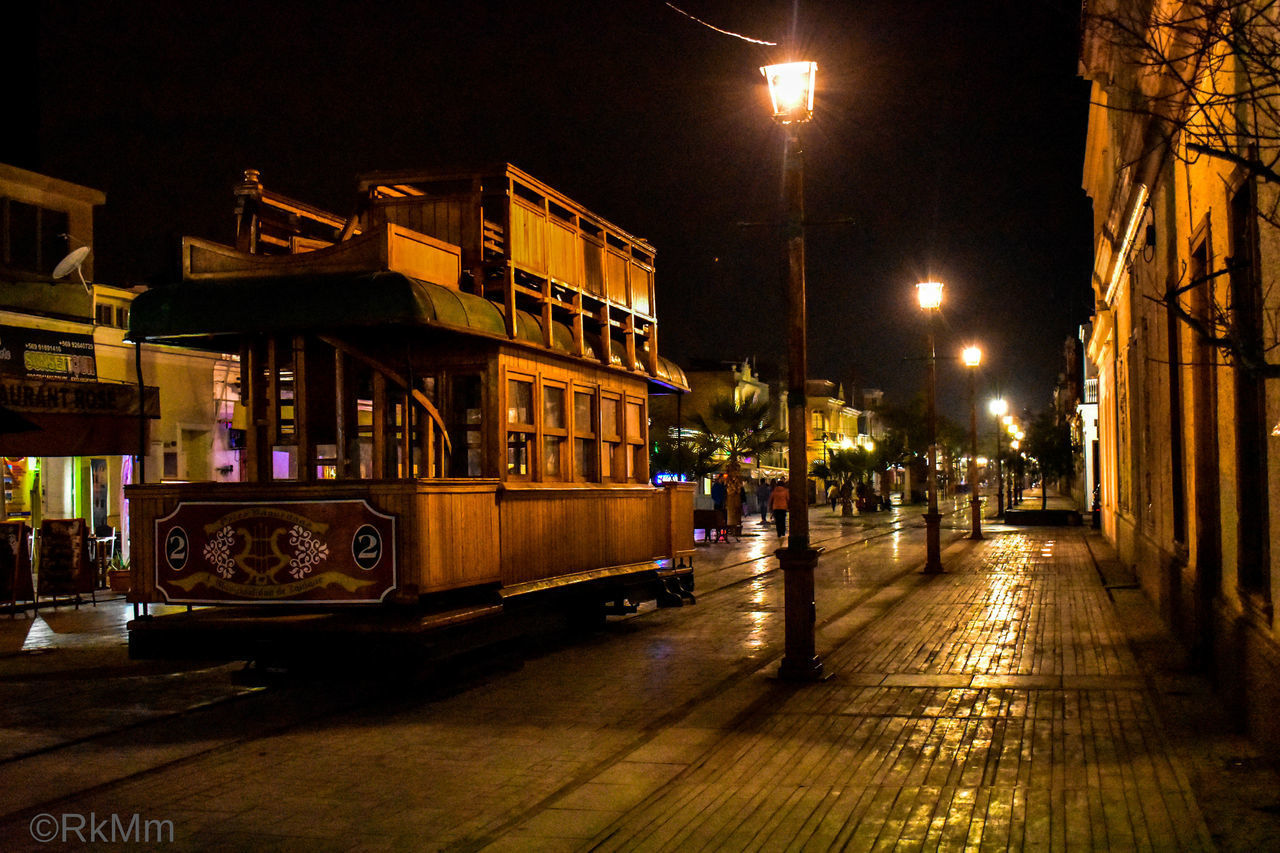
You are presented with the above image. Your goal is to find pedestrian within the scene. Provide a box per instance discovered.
[756,479,772,525]
[827,482,839,512]
[710,475,727,513]
[770,479,790,539]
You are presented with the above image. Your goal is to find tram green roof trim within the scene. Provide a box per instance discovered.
[126,271,688,390]
[128,272,507,340]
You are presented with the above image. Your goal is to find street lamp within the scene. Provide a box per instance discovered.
[962,346,983,540]
[989,397,1007,518]
[916,281,944,573]
[763,58,824,682]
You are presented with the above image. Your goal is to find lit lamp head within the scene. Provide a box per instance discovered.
[762,60,817,124]
[989,398,1007,417]
[962,345,982,368]
[916,280,944,310]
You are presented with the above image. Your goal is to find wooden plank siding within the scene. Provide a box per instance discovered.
[126,480,694,605]
[498,485,666,585]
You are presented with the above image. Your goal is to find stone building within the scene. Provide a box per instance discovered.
[1080,0,1280,750]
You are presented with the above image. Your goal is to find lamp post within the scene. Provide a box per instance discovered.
[917,281,944,574]
[763,58,824,681]
[989,397,1007,518]
[962,346,983,540]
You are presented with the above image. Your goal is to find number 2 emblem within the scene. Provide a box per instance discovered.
[352,524,382,571]
[165,526,189,571]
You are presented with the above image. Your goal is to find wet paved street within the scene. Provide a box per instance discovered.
[1,499,1279,850]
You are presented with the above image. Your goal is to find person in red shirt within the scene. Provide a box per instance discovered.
[769,479,790,539]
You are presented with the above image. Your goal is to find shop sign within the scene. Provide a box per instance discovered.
[0,376,158,416]
[154,500,397,604]
[0,326,96,379]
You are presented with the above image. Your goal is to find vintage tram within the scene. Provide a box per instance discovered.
[125,165,695,662]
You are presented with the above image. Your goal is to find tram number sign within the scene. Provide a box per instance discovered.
[352,524,383,571]
[154,499,397,604]
[164,526,189,572]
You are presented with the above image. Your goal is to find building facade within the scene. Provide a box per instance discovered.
[0,163,235,563]
[1081,0,1280,751]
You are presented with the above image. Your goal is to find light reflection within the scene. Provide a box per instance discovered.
[743,576,770,650]
[964,533,1037,674]
[19,616,57,651]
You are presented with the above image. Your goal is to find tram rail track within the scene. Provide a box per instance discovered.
[0,504,974,830]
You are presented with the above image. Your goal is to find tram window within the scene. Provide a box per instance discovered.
[601,394,622,481]
[626,400,643,437]
[625,398,646,482]
[544,436,564,477]
[507,432,530,477]
[543,385,565,430]
[507,377,535,479]
[574,390,598,482]
[508,379,533,425]
[543,383,567,480]
[465,430,482,476]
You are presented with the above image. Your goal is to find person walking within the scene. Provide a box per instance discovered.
[756,479,772,525]
[710,475,727,513]
[827,483,839,513]
[769,479,790,539]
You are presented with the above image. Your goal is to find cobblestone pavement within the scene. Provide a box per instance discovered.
[1,499,1279,851]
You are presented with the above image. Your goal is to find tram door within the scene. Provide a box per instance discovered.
[447,374,484,477]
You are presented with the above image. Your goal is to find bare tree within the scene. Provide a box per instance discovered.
[1086,0,1280,377]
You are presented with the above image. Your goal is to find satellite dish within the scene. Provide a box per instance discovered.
[52,245,92,293]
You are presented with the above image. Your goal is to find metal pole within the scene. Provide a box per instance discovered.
[777,125,824,681]
[923,312,942,573]
[968,369,982,539]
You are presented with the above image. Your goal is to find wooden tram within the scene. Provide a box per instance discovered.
[125,165,695,662]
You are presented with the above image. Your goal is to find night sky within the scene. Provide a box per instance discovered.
[19,0,1093,422]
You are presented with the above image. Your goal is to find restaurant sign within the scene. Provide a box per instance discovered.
[0,376,159,417]
[154,500,397,604]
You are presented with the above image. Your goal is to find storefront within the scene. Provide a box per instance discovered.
[0,323,158,559]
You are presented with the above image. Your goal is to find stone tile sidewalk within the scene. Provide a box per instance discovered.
[2,506,1280,851]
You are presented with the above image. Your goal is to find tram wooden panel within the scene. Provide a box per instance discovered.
[498,485,666,585]
[126,481,504,602]
[126,480,691,604]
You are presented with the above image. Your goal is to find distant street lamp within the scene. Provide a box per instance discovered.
[763,58,824,682]
[989,397,1007,518]
[917,281,944,574]
[962,346,983,540]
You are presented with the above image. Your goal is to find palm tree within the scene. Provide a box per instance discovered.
[810,446,869,517]
[650,428,720,484]
[692,395,786,532]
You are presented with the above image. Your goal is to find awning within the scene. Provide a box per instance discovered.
[0,411,151,457]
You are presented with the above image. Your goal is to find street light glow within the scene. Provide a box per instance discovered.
[962,345,982,367]
[761,61,817,124]
[916,280,944,310]
[989,398,1007,417]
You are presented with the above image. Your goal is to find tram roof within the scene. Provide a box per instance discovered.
[128,271,688,391]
